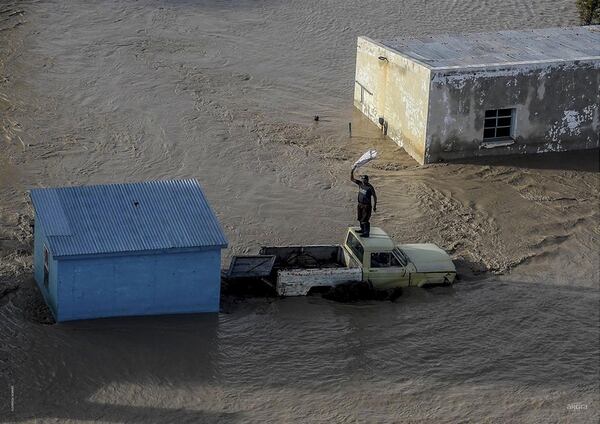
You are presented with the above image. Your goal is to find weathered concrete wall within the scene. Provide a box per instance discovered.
[426,60,600,162]
[354,37,431,164]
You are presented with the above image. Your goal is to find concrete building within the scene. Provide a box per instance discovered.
[354,26,600,164]
[29,179,228,322]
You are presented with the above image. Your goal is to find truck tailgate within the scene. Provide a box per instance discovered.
[277,267,362,296]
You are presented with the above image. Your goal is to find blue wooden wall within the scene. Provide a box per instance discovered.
[34,222,222,322]
[55,249,221,321]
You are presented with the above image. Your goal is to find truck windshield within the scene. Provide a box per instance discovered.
[346,233,364,262]
[392,248,408,267]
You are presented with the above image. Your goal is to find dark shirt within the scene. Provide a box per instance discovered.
[355,182,375,205]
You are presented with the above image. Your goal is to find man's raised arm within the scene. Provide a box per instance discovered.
[351,167,360,185]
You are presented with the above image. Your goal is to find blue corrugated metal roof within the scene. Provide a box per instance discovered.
[30,179,228,257]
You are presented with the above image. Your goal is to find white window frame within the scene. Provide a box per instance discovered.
[483,108,516,141]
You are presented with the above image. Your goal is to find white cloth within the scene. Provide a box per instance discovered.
[352,149,378,169]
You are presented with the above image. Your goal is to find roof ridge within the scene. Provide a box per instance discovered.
[29,179,227,257]
[31,178,200,193]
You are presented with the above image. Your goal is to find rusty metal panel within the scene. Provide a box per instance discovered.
[276,268,362,296]
[227,255,276,279]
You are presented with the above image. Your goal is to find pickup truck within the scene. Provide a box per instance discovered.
[231,226,456,296]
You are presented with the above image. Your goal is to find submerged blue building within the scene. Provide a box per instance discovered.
[29,179,228,322]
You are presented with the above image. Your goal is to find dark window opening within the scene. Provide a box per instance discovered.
[483,108,515,140]
[371,252,402,268]
[43,246,49,288]
[483,128,495,138]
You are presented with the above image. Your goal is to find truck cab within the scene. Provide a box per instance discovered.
[343,227,456,289]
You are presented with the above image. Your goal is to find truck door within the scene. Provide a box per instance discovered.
[366,251,409,289]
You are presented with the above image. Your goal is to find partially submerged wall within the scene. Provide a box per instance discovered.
[354,37,431,164]
[33,224,59,317]
[56,249,222,321]
[425,60,600,162]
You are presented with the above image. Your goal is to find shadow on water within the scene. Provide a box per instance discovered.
[8,403,240,424]
[1,313,242,423]
[1,278,599,422]
[447,148,600,172]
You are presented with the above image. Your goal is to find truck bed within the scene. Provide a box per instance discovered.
[259,245,347,269]
[259,245,362,296]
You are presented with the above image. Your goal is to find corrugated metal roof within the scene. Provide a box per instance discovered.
[30,179,228,257]
[379,26,600,69]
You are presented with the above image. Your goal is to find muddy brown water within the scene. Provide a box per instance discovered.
[1,0,599,422]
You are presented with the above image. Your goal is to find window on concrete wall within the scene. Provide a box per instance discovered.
[483,108,515,140]
[43,246,49,287]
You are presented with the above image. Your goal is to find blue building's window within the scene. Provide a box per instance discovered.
[43,246,49,288]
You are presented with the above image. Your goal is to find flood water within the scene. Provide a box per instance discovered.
[1,0,598,422]
[3,280,599,422]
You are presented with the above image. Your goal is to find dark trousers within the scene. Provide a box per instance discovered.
[357,203,372,236]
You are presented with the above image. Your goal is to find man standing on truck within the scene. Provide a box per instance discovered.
[351,167,377,237]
